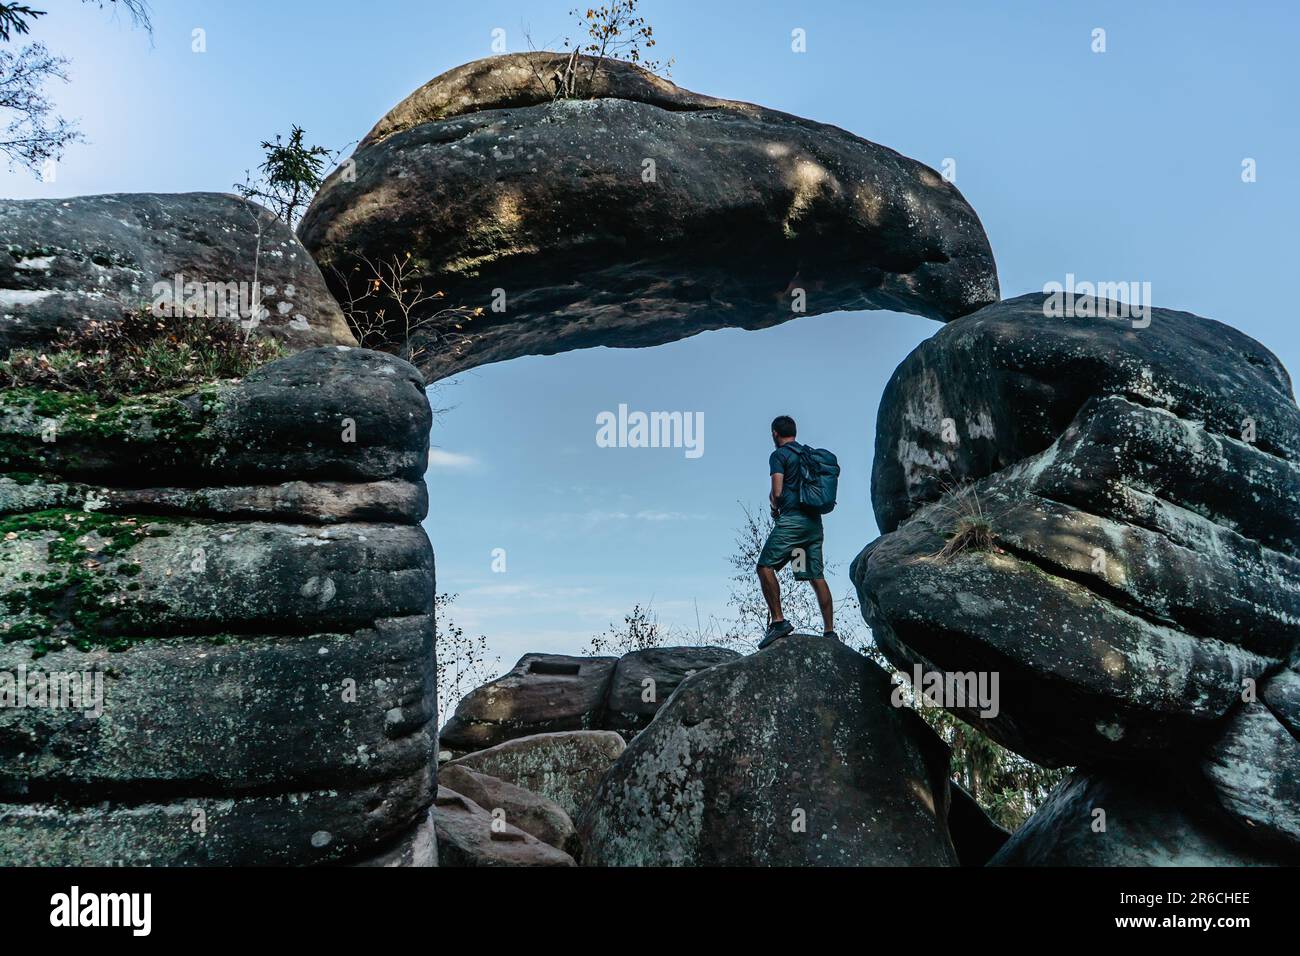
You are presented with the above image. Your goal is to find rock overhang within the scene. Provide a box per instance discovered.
[299,53,1000,383]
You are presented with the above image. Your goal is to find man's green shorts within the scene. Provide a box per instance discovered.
[757,510,825,581]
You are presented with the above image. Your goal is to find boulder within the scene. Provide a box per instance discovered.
[445,730,626,821]
[0,347,438,865]
[299,53,998,382]
[439,646,742,752]
[853,293,1300,767]
[437,763,579,857]
[0,192,355,354]
[603,646,741,739]
[989,770,1287,867]
[1201,670,1300,852]
[439,653,617,753]
[578,636,959,866]
[432,787,575,867]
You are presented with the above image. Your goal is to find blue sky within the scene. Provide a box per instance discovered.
[5,1,1298,668]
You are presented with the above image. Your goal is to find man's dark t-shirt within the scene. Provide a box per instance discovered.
[770,442,814,517]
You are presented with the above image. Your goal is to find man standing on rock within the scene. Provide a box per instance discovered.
[756,415,837,648]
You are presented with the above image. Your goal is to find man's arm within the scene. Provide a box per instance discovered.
[770,473,783,519]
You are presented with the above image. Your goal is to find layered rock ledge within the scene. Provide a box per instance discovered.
[438,645,740,753]
[0,347,437,865]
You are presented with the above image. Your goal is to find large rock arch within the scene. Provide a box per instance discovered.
[298,53,1000,383]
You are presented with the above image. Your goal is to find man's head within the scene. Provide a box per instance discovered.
[771,415,797,447]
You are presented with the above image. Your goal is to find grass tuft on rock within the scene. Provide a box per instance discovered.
[0,308,285,402]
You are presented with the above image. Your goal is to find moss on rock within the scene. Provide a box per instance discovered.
[0,509,177,657]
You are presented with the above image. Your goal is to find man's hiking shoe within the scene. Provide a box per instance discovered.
[758,620,795,649]
[824,630,842,642]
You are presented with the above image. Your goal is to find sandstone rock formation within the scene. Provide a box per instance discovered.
[439,645,739,753]
[432,787,575,867]
[438,763,579,857]
[852,292,1300,863]
[604,646,741,738]
[444,730,626,822]
[0,193,356,354]
[855,292,1300,767]
[1201,664,1300,852]
[0,347,437,865]
[579,636,959,866]
[989,771,1288,867]
[299,53,998,382]
[439,652,617,753]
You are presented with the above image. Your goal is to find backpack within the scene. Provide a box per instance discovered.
[790,443,840,515]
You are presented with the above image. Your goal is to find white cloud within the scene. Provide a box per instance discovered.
[427,448,478,469]
[577,509,707,526]
[634,510,700,522]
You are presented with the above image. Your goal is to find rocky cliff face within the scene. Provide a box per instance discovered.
[0,345,438,865]
[853,293,1300,862]
[299,53,999,382]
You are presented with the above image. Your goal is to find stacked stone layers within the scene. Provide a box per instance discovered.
[853,293,1300,863]
[0,347,437,865]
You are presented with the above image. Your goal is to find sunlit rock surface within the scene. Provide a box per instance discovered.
[299,53,998,382]
[443,730,626,823]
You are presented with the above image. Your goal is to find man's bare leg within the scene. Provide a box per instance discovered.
[810,579,834,633]
[757,565,783,623]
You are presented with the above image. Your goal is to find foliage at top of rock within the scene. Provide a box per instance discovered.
[0,309,285,402]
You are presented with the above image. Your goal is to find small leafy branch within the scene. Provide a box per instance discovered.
[0,1,151,174]
[587,602,668,656]
[0,1,150,41]
[527,1,672,100]
[234,126,341,231]
[0,4,44,40]
[331,251,483,367]
[435,592,500,727]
